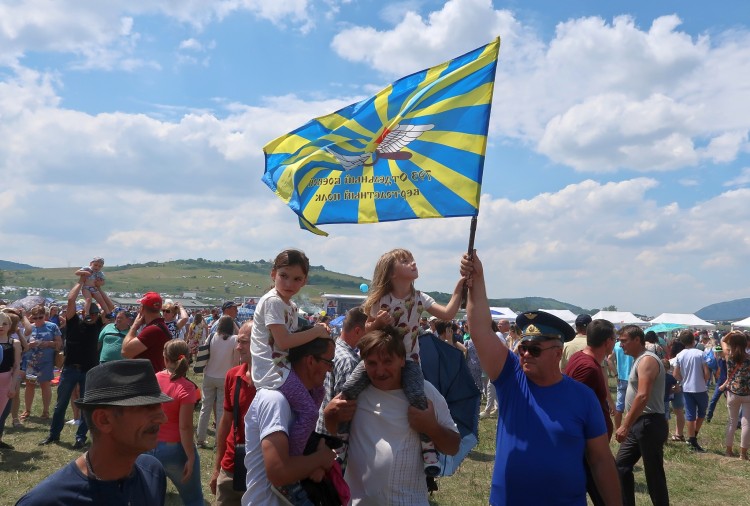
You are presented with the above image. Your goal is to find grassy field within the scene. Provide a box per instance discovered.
[1,375,747,505]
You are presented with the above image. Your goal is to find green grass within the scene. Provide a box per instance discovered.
[2,375,747,505]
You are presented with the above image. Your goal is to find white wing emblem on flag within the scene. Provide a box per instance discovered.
[325,123,434,171]
[323,149,372,171]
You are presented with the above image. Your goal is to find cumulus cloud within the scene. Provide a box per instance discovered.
[331,0,525,77]
[0,1,313,69]
[330,1,750,174]
[724,167,750,187]
[0,66,359,196]
[471,180,750,312]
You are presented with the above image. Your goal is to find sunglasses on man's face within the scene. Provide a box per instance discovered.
[313,355,334,367]
[518,343,559,358]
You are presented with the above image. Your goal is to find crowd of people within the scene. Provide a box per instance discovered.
[1,248,749,505]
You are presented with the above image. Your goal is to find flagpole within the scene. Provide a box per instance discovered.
[460,215,478,309]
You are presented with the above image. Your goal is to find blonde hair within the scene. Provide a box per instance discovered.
[161,302,176,318]
[3,311,20,335]
[363,248,415,315]
[0,312,10,329]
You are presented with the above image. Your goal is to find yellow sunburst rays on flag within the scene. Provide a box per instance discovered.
[262,37,500,236]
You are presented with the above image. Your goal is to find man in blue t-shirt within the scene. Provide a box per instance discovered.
[461,252,621,506]
[16,360,172,506]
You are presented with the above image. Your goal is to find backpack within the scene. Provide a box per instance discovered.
[704,348,717,371]
[192,331,214,374]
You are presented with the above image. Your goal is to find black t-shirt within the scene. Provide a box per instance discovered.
[65,315,104,371]
[0,341,14,373]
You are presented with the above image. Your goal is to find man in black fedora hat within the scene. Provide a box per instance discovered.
[461,252,621,506]
[17,359,172,506]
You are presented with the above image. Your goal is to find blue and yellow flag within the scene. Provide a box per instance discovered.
[263,38,500,236]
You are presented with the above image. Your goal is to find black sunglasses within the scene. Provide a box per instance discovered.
[313,355,334,367]
[518,343,559,358]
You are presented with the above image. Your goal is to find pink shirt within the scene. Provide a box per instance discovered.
[155,370,199,443]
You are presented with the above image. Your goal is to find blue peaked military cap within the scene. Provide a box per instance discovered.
[516,311,576,343]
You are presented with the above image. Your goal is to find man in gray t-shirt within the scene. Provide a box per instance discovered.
[614,325,669,506]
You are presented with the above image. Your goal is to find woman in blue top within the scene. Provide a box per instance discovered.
[20,305,62,420]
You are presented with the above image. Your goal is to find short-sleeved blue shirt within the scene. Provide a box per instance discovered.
[16,454,166,506]
[490,352,606,505]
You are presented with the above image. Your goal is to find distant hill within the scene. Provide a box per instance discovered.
[0,260,37,270]
[427,292,592,315]
[696,298,750,321]
[1,259,369,306]
[4,258,594,313]
[491,296,591,314]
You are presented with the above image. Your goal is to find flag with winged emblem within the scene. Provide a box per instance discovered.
[262,37,500,236]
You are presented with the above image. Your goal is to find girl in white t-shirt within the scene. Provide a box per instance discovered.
[250,249,330,502]
[341,248,465,476]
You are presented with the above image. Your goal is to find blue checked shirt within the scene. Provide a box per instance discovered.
[316,337,360,434]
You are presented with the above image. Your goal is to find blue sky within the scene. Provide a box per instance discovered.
[1,0,749,316]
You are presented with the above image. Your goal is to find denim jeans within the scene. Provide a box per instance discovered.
[150,441,204,506]
[49,365,88,441]
[707,386,725,417]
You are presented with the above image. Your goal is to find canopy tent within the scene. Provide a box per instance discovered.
[590,311,647,326]
[644,323,687,334]
[489,307,517,321]
[538,309,577,325]
[732,316,750,328]
[650,313,716,329]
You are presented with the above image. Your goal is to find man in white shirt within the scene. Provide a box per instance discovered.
[673,330,710,452]
[242,338,337,505]
[325,327,460,505]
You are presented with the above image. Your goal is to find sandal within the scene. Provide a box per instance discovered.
[671,434,685,442]
[40,413,50,420]
[19,411,30,421]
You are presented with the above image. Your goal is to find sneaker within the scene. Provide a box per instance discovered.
[272,481,314,506]
[421,443,442,477]
[688,437,706,453]
[39,436,60,446]
[65,419,80,425]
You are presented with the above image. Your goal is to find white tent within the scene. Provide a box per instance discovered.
[732,316,750,328]
[490,307,517,322]
[650,313,716,329]
[591,311,647,326]
[538,309,577,325]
